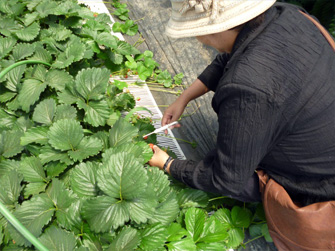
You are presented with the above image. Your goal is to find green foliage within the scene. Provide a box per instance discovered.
[0,0,271,249]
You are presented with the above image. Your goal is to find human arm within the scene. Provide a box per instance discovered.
[169,84,281,202]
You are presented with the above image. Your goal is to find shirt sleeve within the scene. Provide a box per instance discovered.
[169,84,281,202]
[197,53,230,92]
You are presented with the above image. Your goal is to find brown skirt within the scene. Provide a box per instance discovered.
[257,170,335,250]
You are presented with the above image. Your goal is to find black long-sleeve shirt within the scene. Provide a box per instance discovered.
[169,3,335,205]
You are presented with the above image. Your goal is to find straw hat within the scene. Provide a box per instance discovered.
[165,0,276,38]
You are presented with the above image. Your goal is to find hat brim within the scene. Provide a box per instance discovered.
[165,0,276,38]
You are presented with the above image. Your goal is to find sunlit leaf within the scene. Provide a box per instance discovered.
[32,98,56,125]
[106,227,140,251]
[38,226,77,251]
[15,22,40,41]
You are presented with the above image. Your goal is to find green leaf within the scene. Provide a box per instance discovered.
[38,226,77,251]
[15,22,40,41]
[45,69,74,92]
[68,136,103,161]
[23,182,47,198]
[115,40,140,55]
[150,192,179,225]
[185,207,206,242]
[36,1,57,17]
[97,152,147,200]
[54,104,77,121]
[196,242,227,251]
[18,78,47,112]
[48,119,84,151]
[147,167,170,201]
[12,43,36,61]
[32,98,56,125]
[9,194,55,246]
[39,144,74,165]
[82,196,129,232]
[29,46,52,63]
[0,129,24,158]
[198,216,229,243]
[45,161,67,178]
[137,62,153,80]
[107,227,140,251]
[166,237,197,251]
[75,68,110,101]
[231,206,252,228]
[5,64,25,92]
[112,80,128,90]
[77,99,109,127]
[0,91,16,103]
[0,170,23,206]
[249,224,263,238]
[0,159,19,177]
[23,12,39,26]
[213,208,233,229]
[21,126,49,145]
[109,118,139,147]
[177,189,209,208]
[96,32,117,48]
[156,70,172,88]
[167,223,188,242]
[49,26,72,41]
[126,195,157,224]
[139,223,167,250]
[70,162,99,197]
[56,199,83,233]
[19,156,46,183]
[227,227,244,248]
[261,224,273,242]
[0,37,16,60]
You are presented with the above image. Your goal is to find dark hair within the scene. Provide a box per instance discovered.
[232,13,265,32]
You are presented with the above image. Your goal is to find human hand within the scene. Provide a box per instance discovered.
[161,99,187,134]
[148,145,173,173]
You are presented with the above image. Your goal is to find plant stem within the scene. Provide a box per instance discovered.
[243,235,264,246]
[0,201,48,251]
[0,60,51,81]
[208,196,228,201]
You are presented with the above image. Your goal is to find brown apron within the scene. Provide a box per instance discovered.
[257,170,335,250]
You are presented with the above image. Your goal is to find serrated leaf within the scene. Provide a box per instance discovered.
[167,223,188,242]
[261,224,273,242]
[102,142,148,164]
[166,237,197,251]
[19,156,46,183]
[38,226,77,251]
[0,159,19,177]
[12,43,36,61]
[96,32,117,48]
[109,118,138,147]
[5,64,25,92]
[115,40,140,55]
[48,119,83,151]
[0,91,16,103]
[39,144,74,165]
[54,104,77,121]
[82,196,129,232]
[150,192,179,225]
[52,53,74,69]
[18,78,47,112]
[21,126,49,145]
[107,227,140,251]
[0,37,16,60]
[70,162,99,197]
[45,69,73,92]
[213,208,233,229]
[196,242,227,251]
[29,46,52,63]
[126,195,156,224]
[198,216,229,243]
[0,129,24,158]
[45,161,67,178]
[36,1,57,17]
[0,170,23,206]
[15,22,40,41]
[139,223,167,251]
[68,136,103,161]
[23,12,39,26]
[147,167,170,201]
[49,26,72,41]
[75,68,110,101]
[227,227,244,248]
[77,99,109,127]
[185,208,206,242]
[109,51,123,65]
[177,189,209,208]
[9,194,55,246]
[231,206,252,228]
[56,199,82,233]
[32,98,56,125]
[97,152,147,200]
[23,182,47,198]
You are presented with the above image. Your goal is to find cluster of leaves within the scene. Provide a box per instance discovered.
[110,1,184,88]
[0,0,271,249]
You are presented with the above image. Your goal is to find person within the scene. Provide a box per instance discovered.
[148,0,335,249]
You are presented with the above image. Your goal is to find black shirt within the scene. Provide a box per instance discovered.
[169,3,335,205]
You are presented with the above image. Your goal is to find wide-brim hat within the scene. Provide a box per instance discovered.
[166,0,276,38]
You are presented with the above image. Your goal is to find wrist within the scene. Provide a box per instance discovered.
[163,157,174,174]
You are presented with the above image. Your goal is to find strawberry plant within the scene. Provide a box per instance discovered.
[0,0,272,249]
